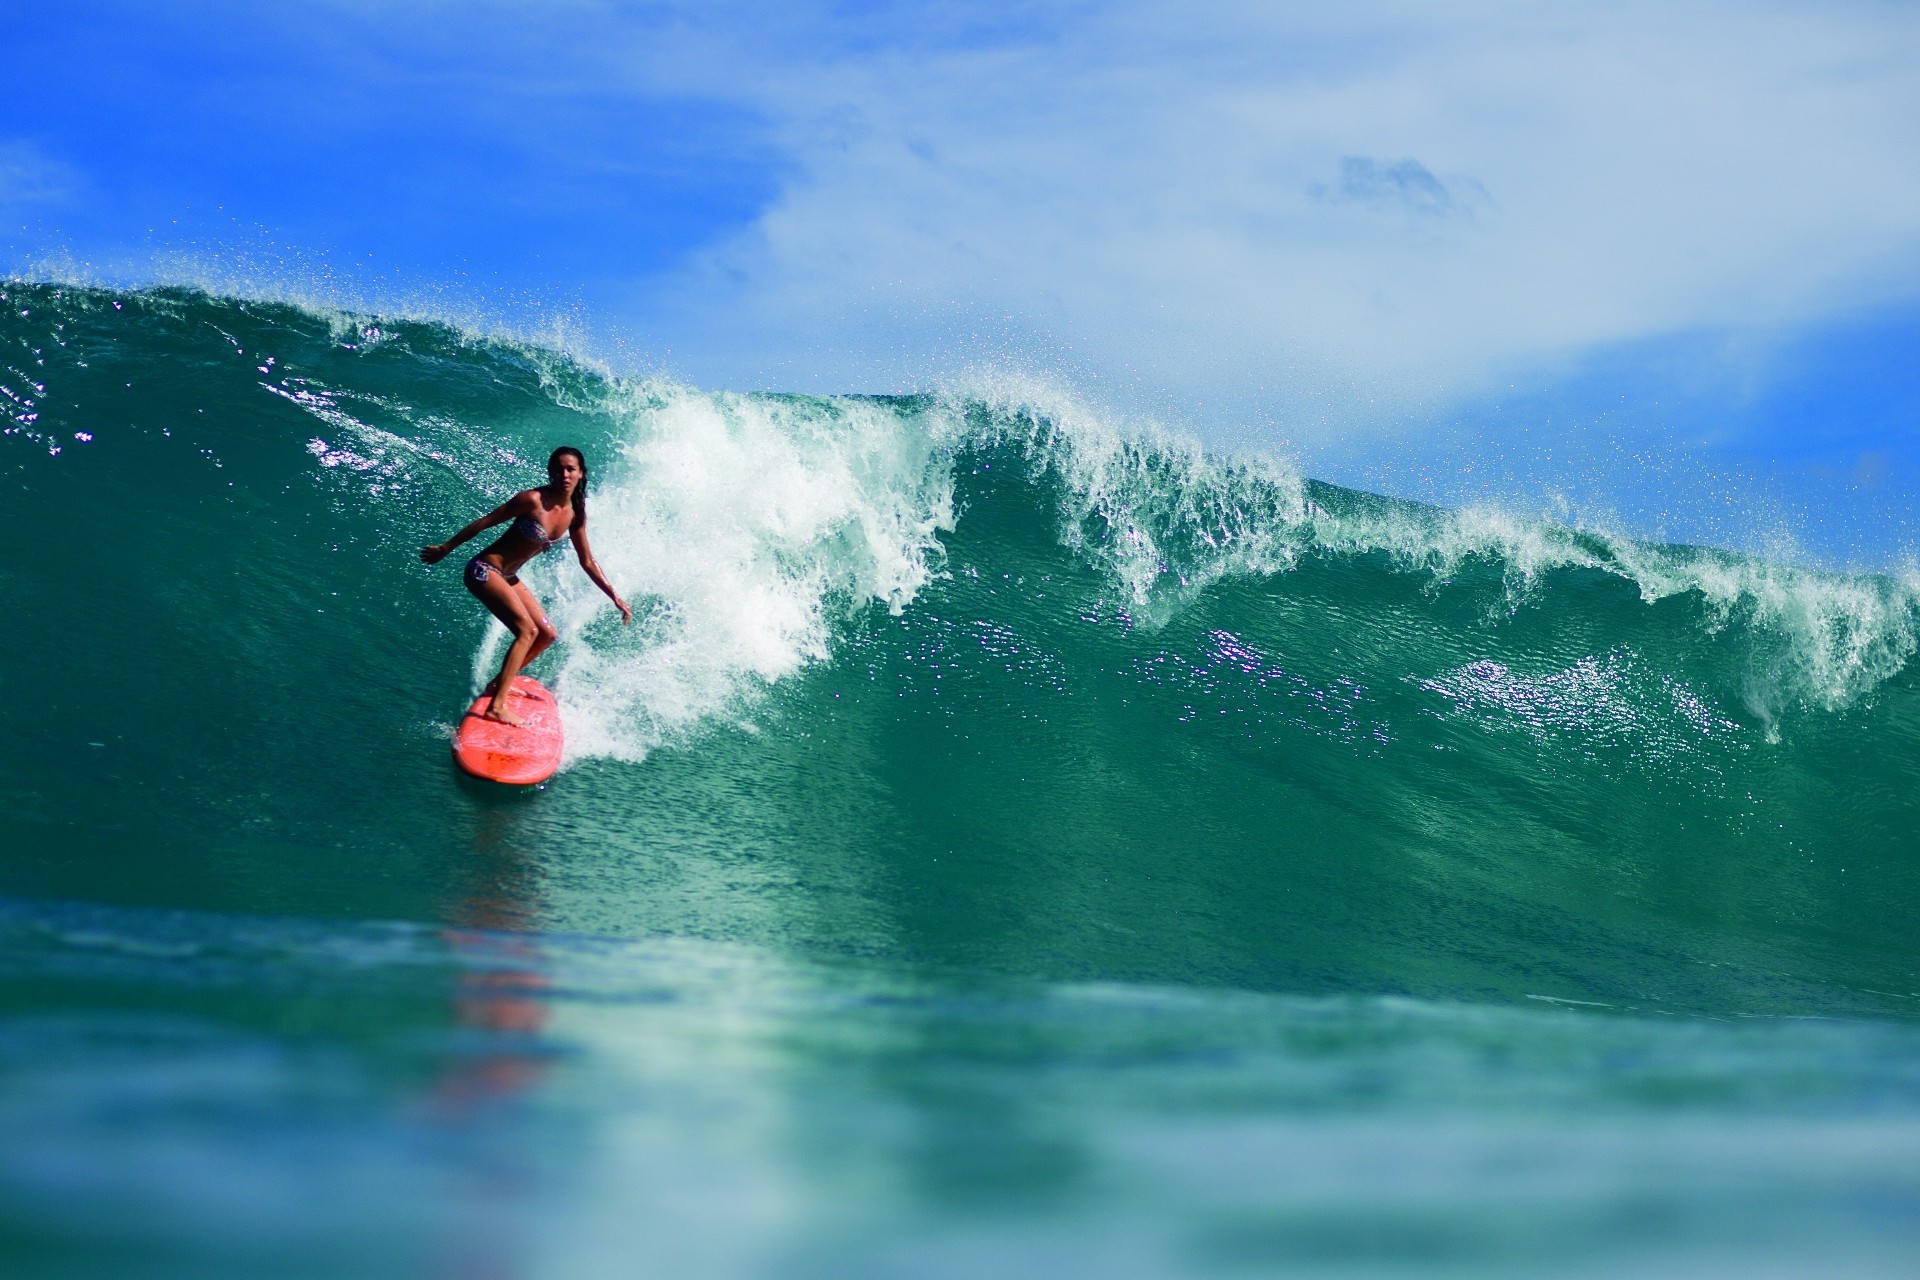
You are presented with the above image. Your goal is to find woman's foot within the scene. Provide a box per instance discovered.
[482,703,529,727]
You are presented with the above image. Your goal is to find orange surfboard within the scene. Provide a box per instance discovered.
[453,676,564,785]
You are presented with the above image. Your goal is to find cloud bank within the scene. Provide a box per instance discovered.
[585,0,1920,437]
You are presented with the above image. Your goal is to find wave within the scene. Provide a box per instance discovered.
[256,332,1918,759]
[5,279,1918,1015]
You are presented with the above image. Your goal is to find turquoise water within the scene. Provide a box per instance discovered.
[4,282,1919,1276]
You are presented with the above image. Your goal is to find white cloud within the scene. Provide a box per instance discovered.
[592,0,1920,439]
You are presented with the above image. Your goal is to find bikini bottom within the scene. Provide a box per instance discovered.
[464,556,521,588]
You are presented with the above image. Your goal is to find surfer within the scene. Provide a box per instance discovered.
[420,447,631,726]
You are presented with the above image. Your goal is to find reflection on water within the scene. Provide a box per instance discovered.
[437,799,553,1109]
[3,897,1919,1278]
[428,802,554,1280]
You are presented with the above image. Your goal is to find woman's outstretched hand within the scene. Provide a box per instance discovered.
[614,596,633,625]
[420,544,448,565]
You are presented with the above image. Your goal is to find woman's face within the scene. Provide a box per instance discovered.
[550,454,584,494]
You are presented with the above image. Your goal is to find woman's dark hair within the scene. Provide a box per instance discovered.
[549,446,587,523]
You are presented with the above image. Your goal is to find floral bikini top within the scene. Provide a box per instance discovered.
[511,513,569,553]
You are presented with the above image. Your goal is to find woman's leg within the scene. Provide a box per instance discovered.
[482,582,559,696]
[510,580,560,667]
[464,566,540,726]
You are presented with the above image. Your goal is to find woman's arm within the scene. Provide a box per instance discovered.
[419,491,535,564]
[571,519,632,624]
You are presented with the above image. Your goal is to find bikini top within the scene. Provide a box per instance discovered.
[510,513,569,553]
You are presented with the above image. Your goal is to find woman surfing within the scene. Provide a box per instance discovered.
[420,447,631,726]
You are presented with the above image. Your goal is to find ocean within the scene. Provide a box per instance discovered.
[4,280,1918,1277]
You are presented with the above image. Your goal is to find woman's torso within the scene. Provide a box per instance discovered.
[479,494,571,572]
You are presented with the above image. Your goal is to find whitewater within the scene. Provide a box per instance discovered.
[4,281,1918,1277]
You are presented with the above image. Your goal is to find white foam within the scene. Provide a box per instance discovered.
[527,372,1918,763]
[542,380,956,763]
[942,371,1312,617]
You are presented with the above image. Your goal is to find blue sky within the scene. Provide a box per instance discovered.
[7,1,1918,564]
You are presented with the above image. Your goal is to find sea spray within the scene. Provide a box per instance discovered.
[545,383,958,762]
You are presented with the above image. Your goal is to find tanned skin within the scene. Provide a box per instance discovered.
[421,450,630,726]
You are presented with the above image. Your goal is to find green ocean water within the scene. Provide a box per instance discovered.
[4,281,1919,1277]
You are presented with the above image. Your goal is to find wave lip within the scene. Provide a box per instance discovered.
[7,278,1919,750]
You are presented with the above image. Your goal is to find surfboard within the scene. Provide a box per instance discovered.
[452,676,564,785]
